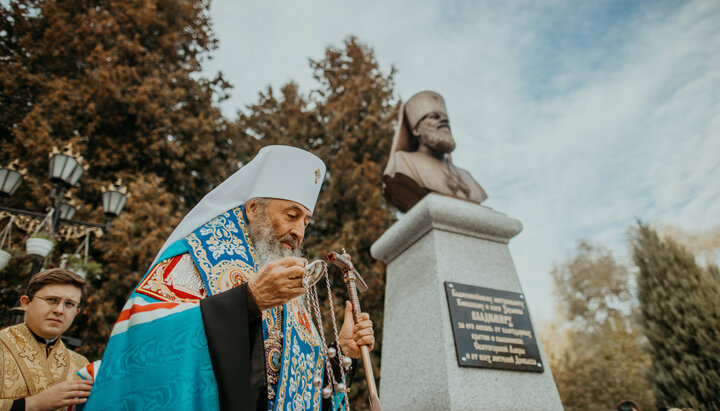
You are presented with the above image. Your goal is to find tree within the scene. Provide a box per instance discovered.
[0,0,236,358]
[631,224,720,410]
[237,36,398,409]
[655,224,720,267]
[546,241,654,410]
[545,321,654,411]
[551,241,633,329]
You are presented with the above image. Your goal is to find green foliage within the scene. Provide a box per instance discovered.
[551,240,633,330]
[29,231,56,243]
[547,241,654,410]
[0,0,236,358]
[0,248,19,256]
[546,322,654,411]
[708,264,720,283]
[237,36,398,409]
[65,254,103,279]
[631,224,720,410]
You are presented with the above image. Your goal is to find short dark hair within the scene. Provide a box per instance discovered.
[25,268,87,303]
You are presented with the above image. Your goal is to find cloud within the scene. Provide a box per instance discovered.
[205,0,720,321]
[490,0,720,318]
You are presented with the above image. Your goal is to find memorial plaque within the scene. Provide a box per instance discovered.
[444,281,543,372]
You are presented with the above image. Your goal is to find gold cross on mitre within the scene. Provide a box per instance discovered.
[314,168,321,184]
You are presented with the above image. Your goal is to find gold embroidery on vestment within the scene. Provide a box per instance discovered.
[0,324,88,405]
[186,207,258,295]
[137,254,207,303]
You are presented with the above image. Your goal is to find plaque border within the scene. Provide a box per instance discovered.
[444,281,544,373]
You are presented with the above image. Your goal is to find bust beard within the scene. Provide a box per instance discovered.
[247,213,304,268]
[416,124,455,155]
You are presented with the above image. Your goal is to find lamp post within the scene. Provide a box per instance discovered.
[0,145,128,334]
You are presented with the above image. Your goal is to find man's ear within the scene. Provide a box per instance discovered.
[19,295,30,309]
[245,199,257,222]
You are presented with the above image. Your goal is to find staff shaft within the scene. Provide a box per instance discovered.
[346,280,382,411]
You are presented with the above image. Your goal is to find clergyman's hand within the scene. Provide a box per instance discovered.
[25,379,93,411]
[247,257,307,312]
[338,301,375,359]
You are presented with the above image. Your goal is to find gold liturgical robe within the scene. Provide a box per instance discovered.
[0,324,88,411]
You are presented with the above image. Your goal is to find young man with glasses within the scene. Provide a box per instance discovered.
[0,268,93,410]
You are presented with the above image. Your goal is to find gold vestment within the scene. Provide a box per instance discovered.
[0,324,88,411]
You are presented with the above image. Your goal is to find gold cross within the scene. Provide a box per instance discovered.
[314,169,321,184]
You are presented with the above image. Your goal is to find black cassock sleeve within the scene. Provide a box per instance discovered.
[200,284,266,411]
[201,286,357,411]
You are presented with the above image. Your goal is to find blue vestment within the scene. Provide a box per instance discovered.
[82,206,343,410]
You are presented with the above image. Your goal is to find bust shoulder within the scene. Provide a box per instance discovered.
[386,150,442,183]
[383,150,487,211]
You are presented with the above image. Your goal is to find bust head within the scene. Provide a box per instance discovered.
[382,90,487,212]
[405,91,456,157]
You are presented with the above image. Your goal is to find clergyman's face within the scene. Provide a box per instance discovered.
[20,284,82,340]
[247,198,311,267]
[414,111,456,155]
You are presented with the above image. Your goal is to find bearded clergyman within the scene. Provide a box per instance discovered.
[80,145,375,411]
[383,91,487,212]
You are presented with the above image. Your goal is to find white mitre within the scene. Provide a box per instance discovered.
[152,145,326,266]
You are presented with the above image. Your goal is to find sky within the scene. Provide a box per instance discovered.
[202,0,720,321]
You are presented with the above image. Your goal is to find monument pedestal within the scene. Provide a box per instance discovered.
[371,194,563,410]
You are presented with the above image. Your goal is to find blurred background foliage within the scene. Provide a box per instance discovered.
[542,225,720,410]
[1,0,236,357]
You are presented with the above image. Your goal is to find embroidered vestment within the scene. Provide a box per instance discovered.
[0,324,88,411]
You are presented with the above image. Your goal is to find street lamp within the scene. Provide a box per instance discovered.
[0,160,25,199]
[102,180,128,230]
[47,145,88,231]
[48,146,85,187]
[0,144,128,333]
[58,195,77,221]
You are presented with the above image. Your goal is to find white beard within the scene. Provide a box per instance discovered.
[248,214,303,268]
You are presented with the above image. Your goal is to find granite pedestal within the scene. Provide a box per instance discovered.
[371,194,563,410]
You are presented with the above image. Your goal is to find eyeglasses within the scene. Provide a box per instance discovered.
[32,295,81,311]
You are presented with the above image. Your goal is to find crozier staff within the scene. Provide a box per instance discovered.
[81,145,374,411]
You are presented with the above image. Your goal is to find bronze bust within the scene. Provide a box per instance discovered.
[382,91,487,212]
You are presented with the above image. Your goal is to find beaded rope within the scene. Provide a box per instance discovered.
[307,264,351,411]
